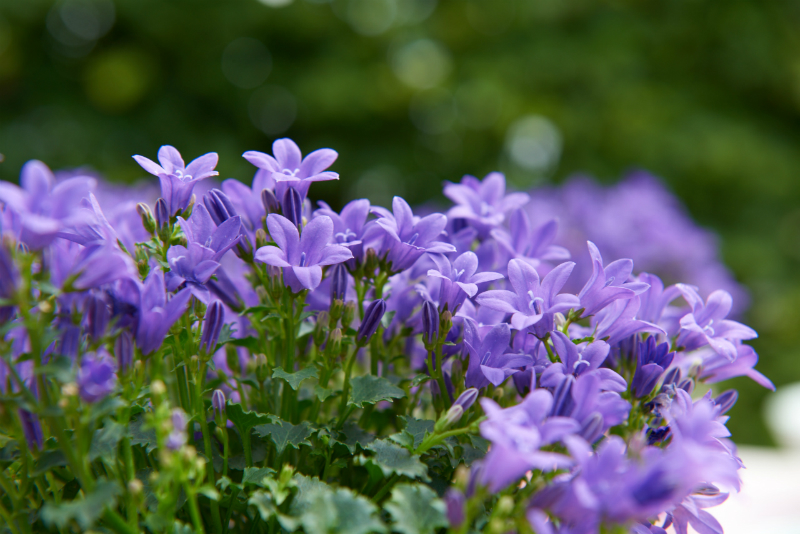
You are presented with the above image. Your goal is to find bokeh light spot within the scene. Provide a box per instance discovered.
[84,48,155,113]
[249,85,297,135]
[346,0,397,36]
[465,0,515,36]
[504,115,562,172]
[390,39,452,90]
[222,38,272,89]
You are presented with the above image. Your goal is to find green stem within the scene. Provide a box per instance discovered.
[370,473,399,503]
[101,509,139,534]
[185,489,206,534]
[414,424,482,455]
[336,347,359,427]
[196,361,223,534]
[0,499,19,534]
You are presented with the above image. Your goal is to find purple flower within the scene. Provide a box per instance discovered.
[136,268,192,355]
[115,332,133,372]
[548,373,630,436]
[444,172,530,238]
[539,332,626,393]
[255,214,353,293]
[0,242,18,324]
[357,299,386,343]
[167,408,188,450]
[315,199,371,267]
[444,489,465,528]
[421,300,439,344]
[0,160,95,249]
[371,197,456,272]
[476,259,579,334]
[578,241,649,317]
[690,343,774,390]
[463,320,532,389]
[166,206,243,301]
[133,145,218,216]
[453,387,479,411]
[478,390,579,491]
[425,251,503,313]
[201,301,225,353]
[491,209,570,268]
[221,170,275,234]
[243,138,339,201]
[676,285,757,361]
[77,351,117,403]
[631,337,674,398]
[590,296,665,346]
[18,409,44,451]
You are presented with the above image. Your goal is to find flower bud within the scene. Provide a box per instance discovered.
[330,264,348,302]
[444,489,465,528]
[713,390,738,415]
[212,389,226,420]
[204,188,238,225]
[578,412,604,443]
[313,312,329,346]
[357,299,386,344]
[255,228,268,249]
[18,409,43,451]
[364,248,379,275]
[254,354,269,383]
[678,377,694,394]
[435,405,463,432]
[136,202,156,234]
[422,300,439,345]
[261,189,279,214]
[327,328,343,355]
[661,367,681,388]
[282,187,303,229]
[554,312,567,330]
[155,198,170,242]
[115,332,133,373]
[266,265,284,301]
[85,293,110,342]
[200,301,224,354]
[342,301,356,328]
[330,299,344,323]
[439,310,452,339]
[453,387,479,411]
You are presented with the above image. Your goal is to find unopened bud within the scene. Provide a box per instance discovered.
[330,299,344,323]
[204,189,237,225]
[330,264,348,302]
[435,405,463,432]
[314,312,329,346]
[422,300,438,345]
[453,387,479,411]
[254,354,269,382]
[255,228,268,249]
[342,301,356,328]
[261,189,279,215]
[200,301,224,354]
[151,380,166,397]
[281,187,303,229]
[439,310,452,339]
[554,312,567,329]
[328,328,343,356]
[357,299,386,344]
[364,248,378,276]
[136,203,156,234]
[155,198,170,242]
[212,389,226,420]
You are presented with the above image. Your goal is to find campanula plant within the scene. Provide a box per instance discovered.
[0,139,772,534]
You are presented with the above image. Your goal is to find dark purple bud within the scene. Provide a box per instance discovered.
[444,489,465,528]
[201,301,225,353]
[115,332,133,372]
[678,377,694,394]
[77,354,116,403]
[330,264,348,302]
[661,367,681,387]
[713,390,738,415]
[453,387,479,411]
[357,299,386,344]
[136,202,156,234]
[59,325,80,359]
[18,409,43,450]
[261,189,279,214]
[212,389,226,419]
[85,294,110,342]
[155,198,169,235]
[0,242,17,299]
[281,187,303,228]
[422,300,439,345]
[646,426,671,445]
[204,189,238,225]
[578,412,604,443]
[550,376,575,417]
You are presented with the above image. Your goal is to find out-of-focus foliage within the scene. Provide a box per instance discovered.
[0,0,797,445]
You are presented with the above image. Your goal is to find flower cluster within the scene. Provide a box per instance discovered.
[0,138,771,534]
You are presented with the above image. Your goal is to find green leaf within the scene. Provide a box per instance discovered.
[385,484,447,534]
[359,439,428,481]
[215,323,238,347]
[129,415,157,453]
[399,416,435,450]
[348,375,405,408]
[288,475,386,534]
[314,385,337,402]
[248,491,277,520]
[33,449,67,476]
[336,422,376,454]
[254,418,313,455]
[89,422,125,461]
[198,486,220,501]
[380,310,396,329]
[272,366,318,391]
[242,466,276,487]
[40,480,121,529]
[410,374,431,387]
[226,402,274,435]
[225,336,261,353]
[36,356,74,382]
[297,320,315,338]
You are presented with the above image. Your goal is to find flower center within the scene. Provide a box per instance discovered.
[480,201,492,216]
[527,291,544,314]
[299,252,307,267]
[282,168,299,177]
[703,319,715,337]
[406,232,419,246]
[481,351,492,365]
[454,268,465,281]
[335,228,357,243]
[603,276,616,288]
[174,169,192,182]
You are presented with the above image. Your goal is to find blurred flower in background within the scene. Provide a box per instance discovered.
[1,0,798,446]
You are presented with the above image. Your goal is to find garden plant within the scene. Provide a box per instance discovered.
[0,138,773,534]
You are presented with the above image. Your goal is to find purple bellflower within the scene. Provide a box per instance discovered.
[136,268,192,355]
[476,259,579,335]
[425,251,503,313]
[478,390,579,492]
[200,301,225,353]
[690,343,774,391]
[314,199,371,267]
[371,197,456,272]
[631,337,675,398]
[0,160,95,249]
[463,320,532,389]
[676,285,757,361]
[133,146,219,216]
[590,296,665,346]
[77,351,117,403]
[539,332,626,393]
[578,241,650,317]
[255,214,352,293]
[491,209,570,269]
[243,138,339,201]
[357,299,386,343]
[443,172,530,238]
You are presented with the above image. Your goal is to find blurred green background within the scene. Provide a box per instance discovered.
[1,0,797,445]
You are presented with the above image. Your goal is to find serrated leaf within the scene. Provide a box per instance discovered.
[249,491,277,520]
[226,402,274,435]
[410,374,431,387]
[89,422,125,461]
[40,480,121,529]
[385,484,447,534]
[242,467,276,487]
[399,416,435,450]
[360,440,428,481]
[129,415,157,453]
[348,375,405,408]
[215,323,238,347]
[33,449,67,476]
[288,475,386,534]
[272,366,318,391]
[337,422,375,454]
[254,419,313,455]
[314,385,336,402]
